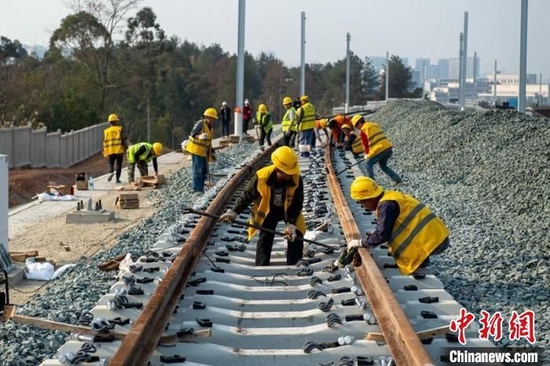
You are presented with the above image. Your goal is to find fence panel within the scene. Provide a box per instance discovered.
[46,130,62,168]
[12,125,32,167]
[0,128,13,168]
[31,128,47,167]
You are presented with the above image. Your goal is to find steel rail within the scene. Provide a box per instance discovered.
[109,141,281,366]
[324,146,434,366]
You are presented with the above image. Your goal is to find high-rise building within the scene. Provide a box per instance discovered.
[448,57,480,79]
[438,59,449,79]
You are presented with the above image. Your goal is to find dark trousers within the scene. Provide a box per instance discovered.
[283,131,295,147]
[259,128,272,146]
[256,212,303,266]
[222,120,230,137]
[108,154,123,181]
[243,119,250,134]
[192,154,208,192]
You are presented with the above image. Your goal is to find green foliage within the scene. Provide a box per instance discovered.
[377,55,416,99]
[0,36,28,64]
[50,93,100,131]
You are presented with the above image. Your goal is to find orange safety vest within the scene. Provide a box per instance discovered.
[248,165,306,240]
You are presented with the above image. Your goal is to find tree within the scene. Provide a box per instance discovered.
[377,55,416,99]
[0,36,28,64]
[362,57,378,98]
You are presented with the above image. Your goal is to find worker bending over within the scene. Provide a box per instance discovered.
[314,118,330,147]
[127,142,163,183]
[327,114,353,146]
[352,115,402,184]
[340,125,364,156]
[346,177,449,275]
[219,146,306,266]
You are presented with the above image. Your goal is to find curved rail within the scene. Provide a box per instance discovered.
[325,146,433,365]
[110,142,281,366]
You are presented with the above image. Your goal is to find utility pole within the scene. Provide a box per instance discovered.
[345,33,351,113]
[300,11,306,96]
[518,0,528,113]
[235,0,246,139]
[459,32,463,105]
[460,11,468,111]
[385,51,389,101]
[493,60,498,101]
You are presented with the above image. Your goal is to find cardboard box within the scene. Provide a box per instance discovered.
[141,175,165,187]
[47,185,72,195]
[115,193,140,209]
[76,180,88,190]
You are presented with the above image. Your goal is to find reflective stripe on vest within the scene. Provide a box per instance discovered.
[255,111,273,133]
[185,120,213,158]
[281,107,296,132]
[361,122,392,158]
[103,126,124,155]
[248,165,306,240]
[349,133,364,155]
[298,103,316,131]
[378,190,449,275]
[127,142,153,164]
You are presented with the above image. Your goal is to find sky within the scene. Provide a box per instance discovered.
[1,0,549,79]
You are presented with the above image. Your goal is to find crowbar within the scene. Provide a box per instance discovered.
[335,160,363,176]
[183,208,340,250]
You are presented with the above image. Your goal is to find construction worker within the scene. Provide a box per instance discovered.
[281,96,297,147]
[103,113,127,184]
[186,108,218,192]
[352,115,402,184]
[327,115,353,146]
[340,125,364,156]
[126,142,163,184]
[346,176,449,275]
[219,146,306,266]
[295,95,316,157]
[219,101,231,138]
[255,103,273,148]
[314,118,330,147]
[242,99,253,135]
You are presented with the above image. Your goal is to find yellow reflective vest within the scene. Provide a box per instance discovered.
[185,119,214,161]
[248,165,306,241]
[281,107,297,132]
[360,122,393,159]
[127,142,154,164]
[347,132,364,155]
[103,125,125,156]
[255,111,273,133]
[297,102,316,131]
[378,190,449,275]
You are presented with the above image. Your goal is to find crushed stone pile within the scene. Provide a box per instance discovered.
[368,100,549,352]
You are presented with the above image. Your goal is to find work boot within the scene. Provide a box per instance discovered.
[116,179,122,184]
[108,172,114,182]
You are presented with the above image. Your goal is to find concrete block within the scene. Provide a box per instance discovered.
[65,210,115,224]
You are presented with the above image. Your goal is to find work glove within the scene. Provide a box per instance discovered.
[347,239,362,251]
[199,133,209,140]
[333,259,345,269]
[219,209,237,223]
[283,224,297,242]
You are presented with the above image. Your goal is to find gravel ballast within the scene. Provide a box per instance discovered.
[1,103,548,364]
[365,100,549,355]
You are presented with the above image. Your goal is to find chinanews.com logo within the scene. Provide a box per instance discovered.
[444,308,543,365]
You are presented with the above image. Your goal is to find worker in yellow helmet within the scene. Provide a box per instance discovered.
[126,142,163,184]
[345,176,450,275]
[295,95,316,157]
[352,114,402,183]
[255,103,273,149]
[340,125,364,156]
[186,108,218,192]
[281,96,297,147]
[219,146,306,266]
[314,117,330,147]
[103,113,128,184]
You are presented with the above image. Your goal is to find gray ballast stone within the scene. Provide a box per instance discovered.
[367,100,549,360]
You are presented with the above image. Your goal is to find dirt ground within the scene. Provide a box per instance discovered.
[7,152,190,306]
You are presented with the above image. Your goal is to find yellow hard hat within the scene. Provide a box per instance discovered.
[271,146,299,175]
[283,96,293,105]
[108,114,119,123]
[350,177,384,201]
[319,119,328,129]
[152,142,163,156]
[300,95,309,102]
[258,104,267,113]
[341,124,351,130]
[352,114,365,127]
[204,108,218,119]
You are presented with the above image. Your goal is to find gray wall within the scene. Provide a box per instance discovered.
[0,123,109,169]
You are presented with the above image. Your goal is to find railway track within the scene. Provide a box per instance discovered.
[36,138,495,366]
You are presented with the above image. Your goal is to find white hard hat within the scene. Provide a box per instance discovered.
[244,99,249,105]
[222,101,227,106]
